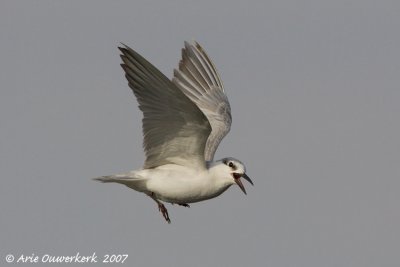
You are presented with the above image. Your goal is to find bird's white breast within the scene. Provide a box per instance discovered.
[142,164,233,204]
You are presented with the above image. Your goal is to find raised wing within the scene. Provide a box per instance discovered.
[119,44,211,169]
[173,41,232,161]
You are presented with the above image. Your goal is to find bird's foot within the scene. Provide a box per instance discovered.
[178,203,190,208]
[158,203,171,223]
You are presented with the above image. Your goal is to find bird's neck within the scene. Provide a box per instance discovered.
[207,162,234,188]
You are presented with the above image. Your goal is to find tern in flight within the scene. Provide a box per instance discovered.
[94,41,253,223]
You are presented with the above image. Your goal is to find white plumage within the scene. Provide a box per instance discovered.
[94,41,253,223]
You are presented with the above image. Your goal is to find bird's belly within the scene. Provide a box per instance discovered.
[146,176,230,204]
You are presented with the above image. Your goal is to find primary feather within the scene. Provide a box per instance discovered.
[119,44,211,169]
[173,41,232,161]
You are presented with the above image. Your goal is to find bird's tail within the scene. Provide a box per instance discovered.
[92,173,147,192]
[92,175,118,183]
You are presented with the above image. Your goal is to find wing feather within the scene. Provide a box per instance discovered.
[119,44,211,169]
[172,41,232,161]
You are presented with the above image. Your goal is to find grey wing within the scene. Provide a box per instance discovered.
[119,44,211,169]
[172,41,232,161]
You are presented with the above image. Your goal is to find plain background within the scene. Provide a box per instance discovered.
[1,1,399,266]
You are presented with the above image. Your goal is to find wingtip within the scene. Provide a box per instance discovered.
[118,46,129,56]
[118,43,136,57]
[184,40,198,50]
[119,42,128,48]
[183,41,191,53]
[118,42,127,53]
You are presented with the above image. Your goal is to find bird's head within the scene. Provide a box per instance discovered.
[219,157,254,194]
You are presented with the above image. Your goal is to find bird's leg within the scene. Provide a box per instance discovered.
[158,203,170,223]
[178,203,190,208]
[147,192,171,223]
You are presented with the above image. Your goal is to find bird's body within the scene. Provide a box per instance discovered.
[94,41,253,223]
[98,162,233,204]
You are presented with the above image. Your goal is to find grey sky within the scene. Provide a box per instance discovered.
[1,0,399,266]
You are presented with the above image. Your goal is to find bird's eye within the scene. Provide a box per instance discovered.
[228,162,234,168]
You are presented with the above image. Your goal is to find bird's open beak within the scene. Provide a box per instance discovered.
[234,173,254,195]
